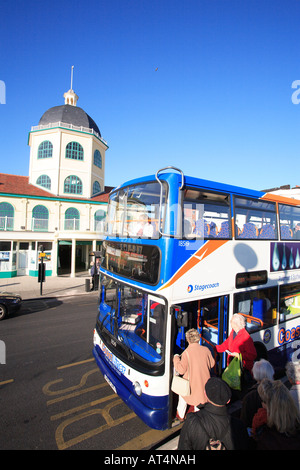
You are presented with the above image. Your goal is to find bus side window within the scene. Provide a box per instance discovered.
[234,197,277,240]
[278,203,300,240]
[234,287,277,331]
[183,190,231,240]
[279,283,300,322]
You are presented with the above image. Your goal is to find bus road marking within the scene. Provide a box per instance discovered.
[54,398,136,450]
[43,364,140,450]
[46,382,109,406]
[50,393,117,421]
[0,378,14,387]
[116,424,183,450]
[57,358,94,370]
[43,368,100,397]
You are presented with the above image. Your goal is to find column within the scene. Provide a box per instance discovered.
[71,238,76,278]
[52,238,58,276]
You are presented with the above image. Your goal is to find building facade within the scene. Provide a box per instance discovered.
[0,88,112,278]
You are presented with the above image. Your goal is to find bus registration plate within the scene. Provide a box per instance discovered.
[104,374,117,394]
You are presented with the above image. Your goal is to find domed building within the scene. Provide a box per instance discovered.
[0,87,112,278]
[29,88,108,199]
[39,91,101,136]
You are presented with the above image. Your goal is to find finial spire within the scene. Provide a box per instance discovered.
[63,66,78,106]
[70,65,74,90]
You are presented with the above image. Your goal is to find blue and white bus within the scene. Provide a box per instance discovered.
[93,166,300,430]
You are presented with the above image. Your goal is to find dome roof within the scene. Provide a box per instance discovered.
[38,104,101,137]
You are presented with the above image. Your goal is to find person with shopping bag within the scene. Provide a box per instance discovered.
[215,314,257,390]
[173,329,215,421]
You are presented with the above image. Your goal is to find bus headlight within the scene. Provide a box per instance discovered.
[133,381,142,396]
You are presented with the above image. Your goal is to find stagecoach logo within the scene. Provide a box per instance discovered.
[263,329,271,344]
[100,341,126,375]
[187,282,220,293]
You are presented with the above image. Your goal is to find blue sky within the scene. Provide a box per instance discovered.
[1,0,300,192]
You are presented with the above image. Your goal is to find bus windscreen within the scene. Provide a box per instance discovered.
[101,241,160,285]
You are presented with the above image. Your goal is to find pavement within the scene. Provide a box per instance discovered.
[0,271,99,301]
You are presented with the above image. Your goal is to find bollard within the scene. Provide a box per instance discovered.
[85,278,90,292]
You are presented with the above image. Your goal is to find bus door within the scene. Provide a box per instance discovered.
[171,295,229,372]
[198,295,229,373]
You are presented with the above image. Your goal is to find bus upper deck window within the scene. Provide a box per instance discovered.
[278,204,300,240]
[106,181,166,239]
[183,190,231,239]
[234,197,277,240]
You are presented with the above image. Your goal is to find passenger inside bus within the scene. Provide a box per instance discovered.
[173,288,278,372]
[128,213,155,238]
[294,223,300,239]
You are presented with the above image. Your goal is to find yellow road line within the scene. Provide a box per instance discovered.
[116,424,183,450]
[43,368,99,397]
[57,358,94,370]
[50,393,117,421]
[0,379,14,386]
[46,382,109,406]
[55,399,136,450]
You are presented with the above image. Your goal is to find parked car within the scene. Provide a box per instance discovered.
[0,292,22,320]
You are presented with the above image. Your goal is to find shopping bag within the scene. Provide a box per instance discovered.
[221,354,242,391]
[171,374,190,396]
[171,351,190,396]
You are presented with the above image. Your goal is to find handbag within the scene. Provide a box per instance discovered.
[221,353,242,391]
[171,351,190,396]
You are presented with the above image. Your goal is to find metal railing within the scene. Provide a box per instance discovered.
[31,121,108,146]
[31,218,49,232]
[0,216,107,233]
[64,218,80,231]
[0,216,14,231]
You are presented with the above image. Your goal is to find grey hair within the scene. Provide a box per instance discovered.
[232,313,246,330]
[286,361,300,384]
[185,328,200,344]
[252,359,274,382]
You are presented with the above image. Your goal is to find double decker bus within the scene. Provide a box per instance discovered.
[93,166,300,430]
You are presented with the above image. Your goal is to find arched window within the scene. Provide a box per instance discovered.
[94,209,106,232]
[65,142,84,160]
[92,181,101,195]
[65,208,80,230]
[36,175,51,190]
[94,149,102,168]
[38,140,53,159]
[64,175,83,195]
[0,202,14,231]
[32,205,49,231]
